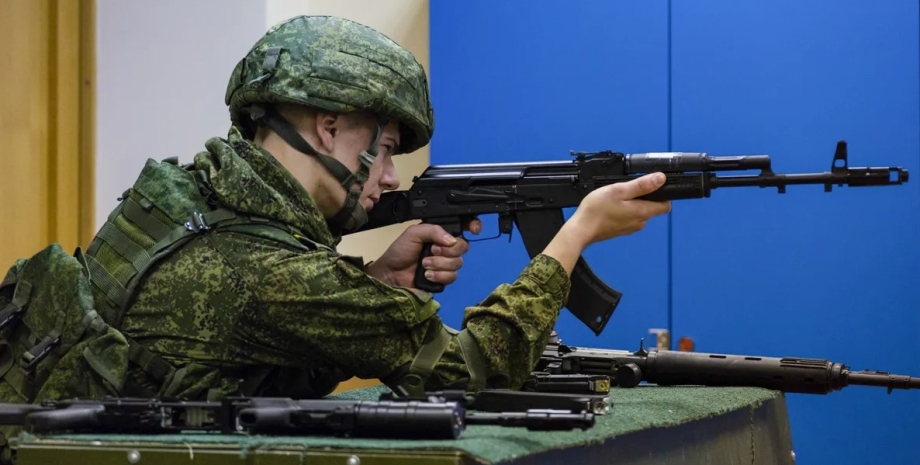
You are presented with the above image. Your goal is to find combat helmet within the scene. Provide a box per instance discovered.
[224,15,434,231]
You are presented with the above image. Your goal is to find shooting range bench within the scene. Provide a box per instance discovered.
[8,385,794,465]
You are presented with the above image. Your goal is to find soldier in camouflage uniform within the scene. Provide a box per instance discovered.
[0,15,671,425]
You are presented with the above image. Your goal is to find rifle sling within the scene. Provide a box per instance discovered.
[457,329,487,392]
[400,325,453,397]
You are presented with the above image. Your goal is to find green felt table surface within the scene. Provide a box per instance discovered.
[13,384,784,464]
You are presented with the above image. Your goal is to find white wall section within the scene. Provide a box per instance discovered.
[96,0,431,263]
[95,0,267,229]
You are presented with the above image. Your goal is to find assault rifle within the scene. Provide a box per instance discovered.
[383,388,611,415]
[350,141,909,335]
[534,332,920,395]
[0,394,595,439]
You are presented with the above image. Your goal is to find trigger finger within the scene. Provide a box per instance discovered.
[463,217,483,235]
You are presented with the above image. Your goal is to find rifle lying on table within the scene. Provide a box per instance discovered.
[384,387,610,415]
[0,390,596,439]
[348,140,909,336]
[531,332,920,395]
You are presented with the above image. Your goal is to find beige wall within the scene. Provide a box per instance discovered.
[265,0,431,261]
[0,0,95,269]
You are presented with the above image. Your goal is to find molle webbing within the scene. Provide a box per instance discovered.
[85,158,320,330]
[81,157,325,396]
[85,203,240,327]
[0,245,109,401]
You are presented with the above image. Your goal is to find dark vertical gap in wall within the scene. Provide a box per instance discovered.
[666,0,674,350]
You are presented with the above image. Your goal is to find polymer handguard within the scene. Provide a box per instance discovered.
[352,141,909,335]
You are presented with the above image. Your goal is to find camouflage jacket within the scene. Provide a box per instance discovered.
[95,127,572,400]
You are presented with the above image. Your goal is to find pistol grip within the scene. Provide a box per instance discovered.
[413,218,464,293]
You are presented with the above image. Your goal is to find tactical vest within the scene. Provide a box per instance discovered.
[0,154,490,422]
[0,156,330,409]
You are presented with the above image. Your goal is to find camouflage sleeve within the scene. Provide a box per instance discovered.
[252,249,570,392]
[423,254,571,390]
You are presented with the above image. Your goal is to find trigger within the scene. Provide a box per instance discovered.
[499,214,514,242]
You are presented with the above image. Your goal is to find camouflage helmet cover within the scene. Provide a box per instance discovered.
[225,15,434,154]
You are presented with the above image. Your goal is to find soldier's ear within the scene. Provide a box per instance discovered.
[315,112,339,153]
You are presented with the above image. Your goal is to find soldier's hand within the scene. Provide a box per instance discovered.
[543,173,671,276]
[569,172,672,245]
[366,218,482,289]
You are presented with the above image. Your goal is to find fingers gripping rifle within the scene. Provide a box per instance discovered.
[351,141,909,335]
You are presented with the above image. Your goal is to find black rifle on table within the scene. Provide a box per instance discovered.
[0,394,595,439]
[347,141,909,336]
[530,332,920,395]
[381,387,611,415]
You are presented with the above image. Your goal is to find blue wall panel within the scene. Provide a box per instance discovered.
[429,0,671,347]
[670,1,920,464]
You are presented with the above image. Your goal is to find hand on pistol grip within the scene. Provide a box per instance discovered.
[412,218,475,292]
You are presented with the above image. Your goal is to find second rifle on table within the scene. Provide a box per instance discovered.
[0,387,601,440]
[528,332,920,395]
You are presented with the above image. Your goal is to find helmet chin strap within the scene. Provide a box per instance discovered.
[243,103,385,232]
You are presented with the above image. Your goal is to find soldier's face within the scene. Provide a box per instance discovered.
[329,117,402,212]
[359,120,401,212]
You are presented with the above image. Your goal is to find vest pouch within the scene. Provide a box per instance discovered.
[0,244,117,464]
[0,265,26,382]
[0,244,109,404]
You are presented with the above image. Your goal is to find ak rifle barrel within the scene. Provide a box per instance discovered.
[710,167,908,189]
